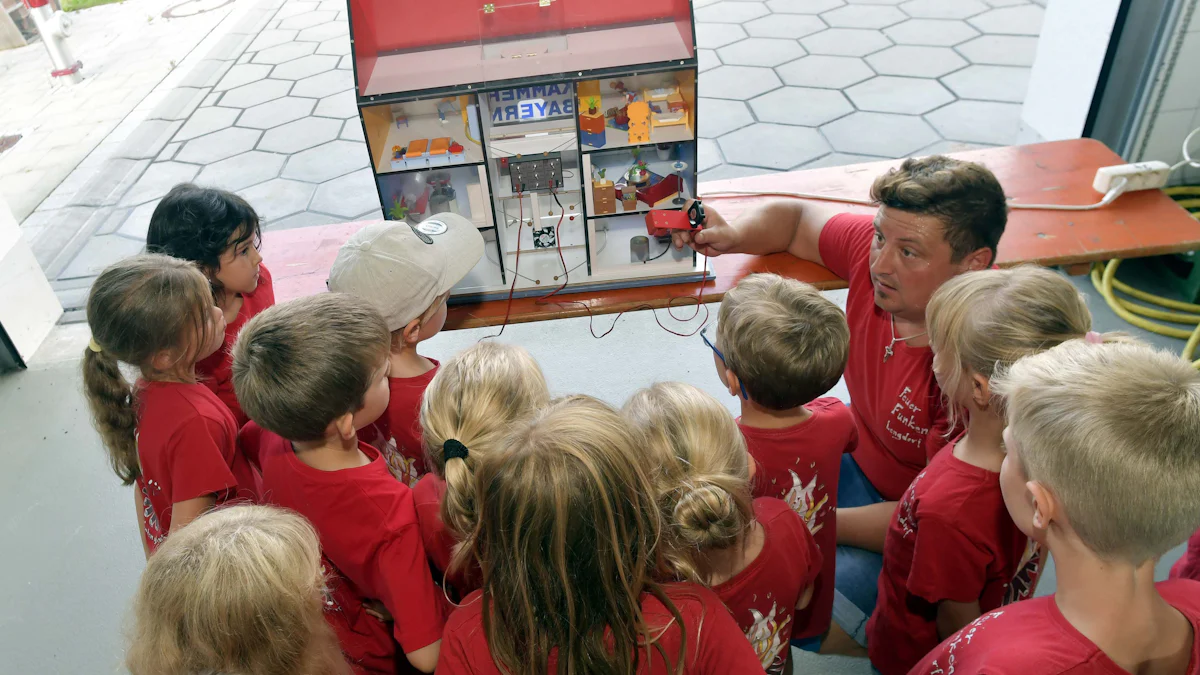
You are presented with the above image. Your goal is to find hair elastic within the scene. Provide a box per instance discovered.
[1084,331,1102,344]
[443,439,469,462]
[87,337,103,353]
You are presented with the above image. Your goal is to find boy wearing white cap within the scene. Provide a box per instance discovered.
[329,214,484,487]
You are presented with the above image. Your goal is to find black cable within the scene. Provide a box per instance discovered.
[646,237,671,263]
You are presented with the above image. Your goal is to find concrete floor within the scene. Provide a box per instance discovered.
[0,272,1190,674]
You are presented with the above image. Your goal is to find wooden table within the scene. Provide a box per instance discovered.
[263,139,1200,330]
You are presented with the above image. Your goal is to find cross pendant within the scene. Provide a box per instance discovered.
[883,344,893,362]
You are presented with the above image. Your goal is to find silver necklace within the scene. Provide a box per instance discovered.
[885,316,927,362]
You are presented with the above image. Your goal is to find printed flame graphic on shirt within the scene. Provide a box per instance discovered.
[922,609,1004,675]
[1004,540,1043,604]
[897,469,927,538]
[138,478,166,547]
[746,602,790,674]
[784,470,828,535]
[380,438,421,487]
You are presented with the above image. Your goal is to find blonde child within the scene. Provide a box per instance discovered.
[328,215,484,486]
[232,293,445,674]
[126,504,350,675]
[912,339,1200,674]
[867,266,1088,674]
[83,253,259,557]
[437,395,763,674]
[415,341,549,597]
[709,272,856,645]
[624,382,823,675]
[147,183,273,426]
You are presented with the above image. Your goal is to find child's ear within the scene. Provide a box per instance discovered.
[149,347,181,373]
[333,412,356,442]
[970,373,991,410]
[724,368,742,399]
[400,318,422,346]
[1026,481,1056,535]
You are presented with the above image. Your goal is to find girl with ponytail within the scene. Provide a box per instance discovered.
[416,341,549,597]
[623,382,822,675]
[83,253,259,557]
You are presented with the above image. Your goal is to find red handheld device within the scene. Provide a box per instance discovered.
[645,201,706,237]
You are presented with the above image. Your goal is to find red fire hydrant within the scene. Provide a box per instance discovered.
[22,0,81,84]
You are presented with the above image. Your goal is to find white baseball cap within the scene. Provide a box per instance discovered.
[328,213,484,332]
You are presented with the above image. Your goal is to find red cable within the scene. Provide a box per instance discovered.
[483,191,523,340]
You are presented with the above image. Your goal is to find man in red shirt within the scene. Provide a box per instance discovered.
[673,155,1007,646]
[911,340,1200,675]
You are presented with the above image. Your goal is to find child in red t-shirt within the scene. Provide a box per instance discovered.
[437,395,762,674]
[707,272,856,646]
[867,267,1092,675]
[328,215,484,488]
[912,339,1200,675]
[82,254,259,557]
[623,382,822,675]
[232,293,445,674]
[414,341,549,599]
[146,183,274,427]
[126,505,350,675]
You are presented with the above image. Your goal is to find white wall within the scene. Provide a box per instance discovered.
[1136,0,1200,185]
[0,194,62,365]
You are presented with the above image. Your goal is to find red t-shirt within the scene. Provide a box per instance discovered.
[436,583,763,674]
[908,579,1200,675]
[240,423,446,671]
[1172,528,1200,583]
[412,474,481,598]
[867,437,1040,675]
[135,380,259,553]
[739,397,857,640]
[319,557,401,675]
[196,264,275,428]
[817,214,952,500]
[712,499,822,674]
[370,361,439,487]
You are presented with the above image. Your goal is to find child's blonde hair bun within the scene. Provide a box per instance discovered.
[672,477,745,550]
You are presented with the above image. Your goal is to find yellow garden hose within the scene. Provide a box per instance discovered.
[1090,186,1200,367]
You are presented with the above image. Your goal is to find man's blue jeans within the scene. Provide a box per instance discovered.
[832,453,885,646]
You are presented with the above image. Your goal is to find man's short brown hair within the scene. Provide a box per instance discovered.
[871,155,1007,265]
[231,293,390,442]
[717,273,849,410]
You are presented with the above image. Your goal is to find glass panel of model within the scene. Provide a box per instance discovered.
[576,69,696,152]
[360,97,484,175]
[376,165,492,230]
[348,0,695,97]
[583,141,697,218]
[587,213,694,281]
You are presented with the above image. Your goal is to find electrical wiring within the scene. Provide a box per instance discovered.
[483,190,523,340]
[1169,127,1200,174]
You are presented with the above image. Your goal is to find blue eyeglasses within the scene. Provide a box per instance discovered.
[700,324,748,400]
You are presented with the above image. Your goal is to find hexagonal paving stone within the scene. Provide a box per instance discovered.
[291,70,353,98]
[694,1,770,23]
[924,99,1021,145]
[845,76,953,114]
[195,151,286,191]
[174,106,239,142]
[697,98,755,137]
[119,201,158,239]
[749,87,853,125]
[281,140,368,182]
[884,18,979,46]
[898,0,988,19]
[865,45,966,77]
[821,111,939,156]
[338,55,353,70]
[698,164,779,181]
[776,55,873,88]
[699,65,782,100]
[845,0,904,4]
[275,0,317,19]
[914,139,993,155]
[271,54,339,80]
[821,4,905,28]
[263,211,345,232]
[744,13,825,38]
[220,78,293,108]
[699,49,721,73]
[718,123,831,170]
[247,29,299,52]
[941,64,1030,102]
[698,138,722,171]
[238,179,316,222]
[717,38,806,67]
[955,34,1038,66]
[314,90,357,119]
[695,23,748,49]
[310,168,381,218]
[800,152,888,169]
[296,22,347,43]
[237,96,318,129]
[967,5,1043,35]
[800,28,892,56]
[61,235,148,278]
[316,37,351,56]
[767,0,844,13]
[252,41,318,65]
[213,64,271,91]
[278,9,336,30]
[119,161,201,206]
[340,119,366,143]
[176,127,263,164]
[259,117,343,153]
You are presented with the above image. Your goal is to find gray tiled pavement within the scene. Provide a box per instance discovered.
[21,0,1043,320]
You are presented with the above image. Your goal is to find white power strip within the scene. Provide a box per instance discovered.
[1093,161,1172,193]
